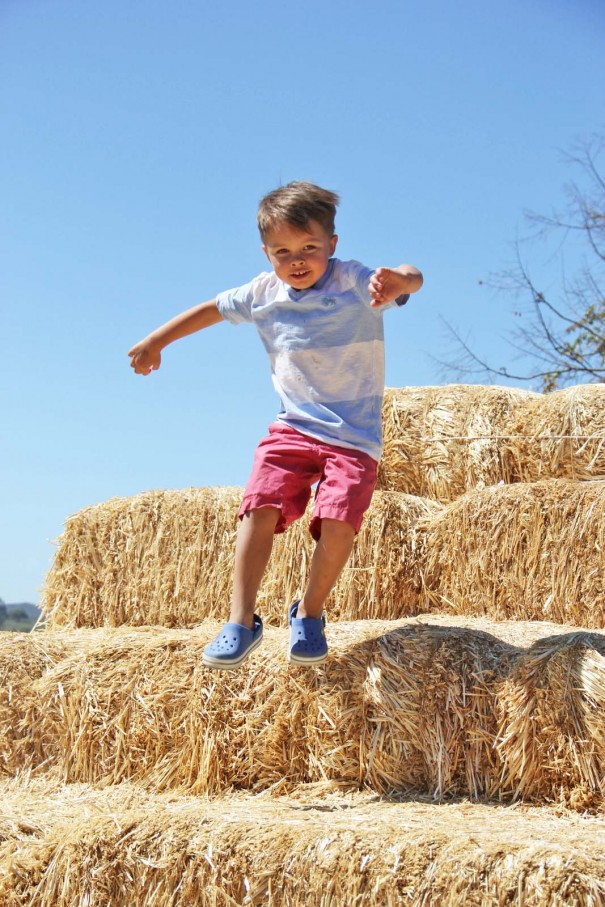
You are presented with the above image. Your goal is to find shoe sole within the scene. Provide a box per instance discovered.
[288,651,328,666]
[202,634,263,670]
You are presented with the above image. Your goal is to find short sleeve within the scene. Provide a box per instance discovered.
[344,260,409,312]
[345,260,375,302]
[215,280,256,325]
[216,272,274,325]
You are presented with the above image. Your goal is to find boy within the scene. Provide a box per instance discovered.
[129,181,423,669]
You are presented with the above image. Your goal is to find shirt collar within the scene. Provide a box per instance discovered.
[286,258,336,300]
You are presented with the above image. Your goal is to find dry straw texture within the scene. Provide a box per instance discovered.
[379,384,537,500]
[507,384,605,483]
[421,478,605,628]
[379,383,605,501]
[42,488,440,630]
[497,631,605,812]
[0,630,86,777]
[0,779,604,906]
[3,616,604,809]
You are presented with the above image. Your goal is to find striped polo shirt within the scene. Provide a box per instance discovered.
[215,258,407,461]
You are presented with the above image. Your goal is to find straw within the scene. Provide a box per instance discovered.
[0,779,604,906]
[421,478,605,628]
[379,384,537,500]
[41,489,440,629]
[507,383,605,483]
[379,383,605,501]
[0,616,602,809]
[0,629,93,778]
[497,631,605,810]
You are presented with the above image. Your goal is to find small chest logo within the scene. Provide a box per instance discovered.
[322,297,337,308]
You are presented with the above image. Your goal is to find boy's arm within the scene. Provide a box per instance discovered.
[128,299,224,375]
[368,265,423,308]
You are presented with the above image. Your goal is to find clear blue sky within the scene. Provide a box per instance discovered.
[1,0,603,605]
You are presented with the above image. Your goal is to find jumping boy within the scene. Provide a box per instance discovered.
[128,181,423,669]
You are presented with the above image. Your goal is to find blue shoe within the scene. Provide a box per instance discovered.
[202,615,263,670]
[288,601,328,665]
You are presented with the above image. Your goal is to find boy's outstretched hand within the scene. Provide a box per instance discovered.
[128,340,162,376]
[369,265,423,307]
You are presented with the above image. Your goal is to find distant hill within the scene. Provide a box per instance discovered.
[0,601,41,631]
[5,602,41,619]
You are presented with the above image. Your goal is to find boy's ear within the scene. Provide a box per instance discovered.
[261,243,270,262]
[330,234,338,255]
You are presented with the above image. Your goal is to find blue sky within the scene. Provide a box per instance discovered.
[1,0,603,605]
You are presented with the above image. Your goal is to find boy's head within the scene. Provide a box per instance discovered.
[258,181,340,290]
[257,181,340,241]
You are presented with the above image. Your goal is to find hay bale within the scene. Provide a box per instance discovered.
[379,383,605,501]
[379,384,537,500]
[2,617,601,808]
[41,486,243,629]
[364,623,517,800]
[421,479,605,628]
[0,779,604,906]
[41,488,440,630]
[27,621,428,794]
[508,383,605,483]
[497,631,605,811]
[0,630,92,779]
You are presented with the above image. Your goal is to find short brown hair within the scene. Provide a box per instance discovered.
[257,181,340,240]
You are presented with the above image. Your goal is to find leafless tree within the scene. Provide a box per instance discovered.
[442,134,605,391]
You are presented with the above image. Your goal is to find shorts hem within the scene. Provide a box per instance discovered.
[239,496,286,533]
[310,502,369,540]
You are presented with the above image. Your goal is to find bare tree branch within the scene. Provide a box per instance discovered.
[441,133,605,390]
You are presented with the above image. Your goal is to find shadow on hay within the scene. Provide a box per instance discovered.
[5,622,603,809]
[332,623,605,807]
[336,621,523,670]
[339,621,605,669]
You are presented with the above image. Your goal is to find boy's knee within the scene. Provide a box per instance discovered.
[241,505,281,526]
[310,515,356,543]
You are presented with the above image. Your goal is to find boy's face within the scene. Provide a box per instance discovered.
[262,219,338,290]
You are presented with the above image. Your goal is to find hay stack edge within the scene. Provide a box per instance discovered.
[3,383,605,906]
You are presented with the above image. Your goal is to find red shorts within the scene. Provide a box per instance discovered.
[239,423,378,540]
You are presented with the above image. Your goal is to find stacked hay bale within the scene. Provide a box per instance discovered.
[421,479,605,626]
[2,778,605,906]
[379,383,538,499]
[379,383,605,499]
[1,779,604,906]
[42,488,440,628]
[377,383,605,629]
[1,616,605,902]
[1,383,605,904]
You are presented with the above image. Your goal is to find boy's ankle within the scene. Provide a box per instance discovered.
[228,606,256,630]
[295,598,324,620]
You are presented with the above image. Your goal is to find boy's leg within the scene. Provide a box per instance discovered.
[229,506,280,629]
[296,441,378,621]
[229,424,322,629]
[296,517,355,618]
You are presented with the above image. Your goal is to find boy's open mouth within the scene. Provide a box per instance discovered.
[291,270,311,280]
